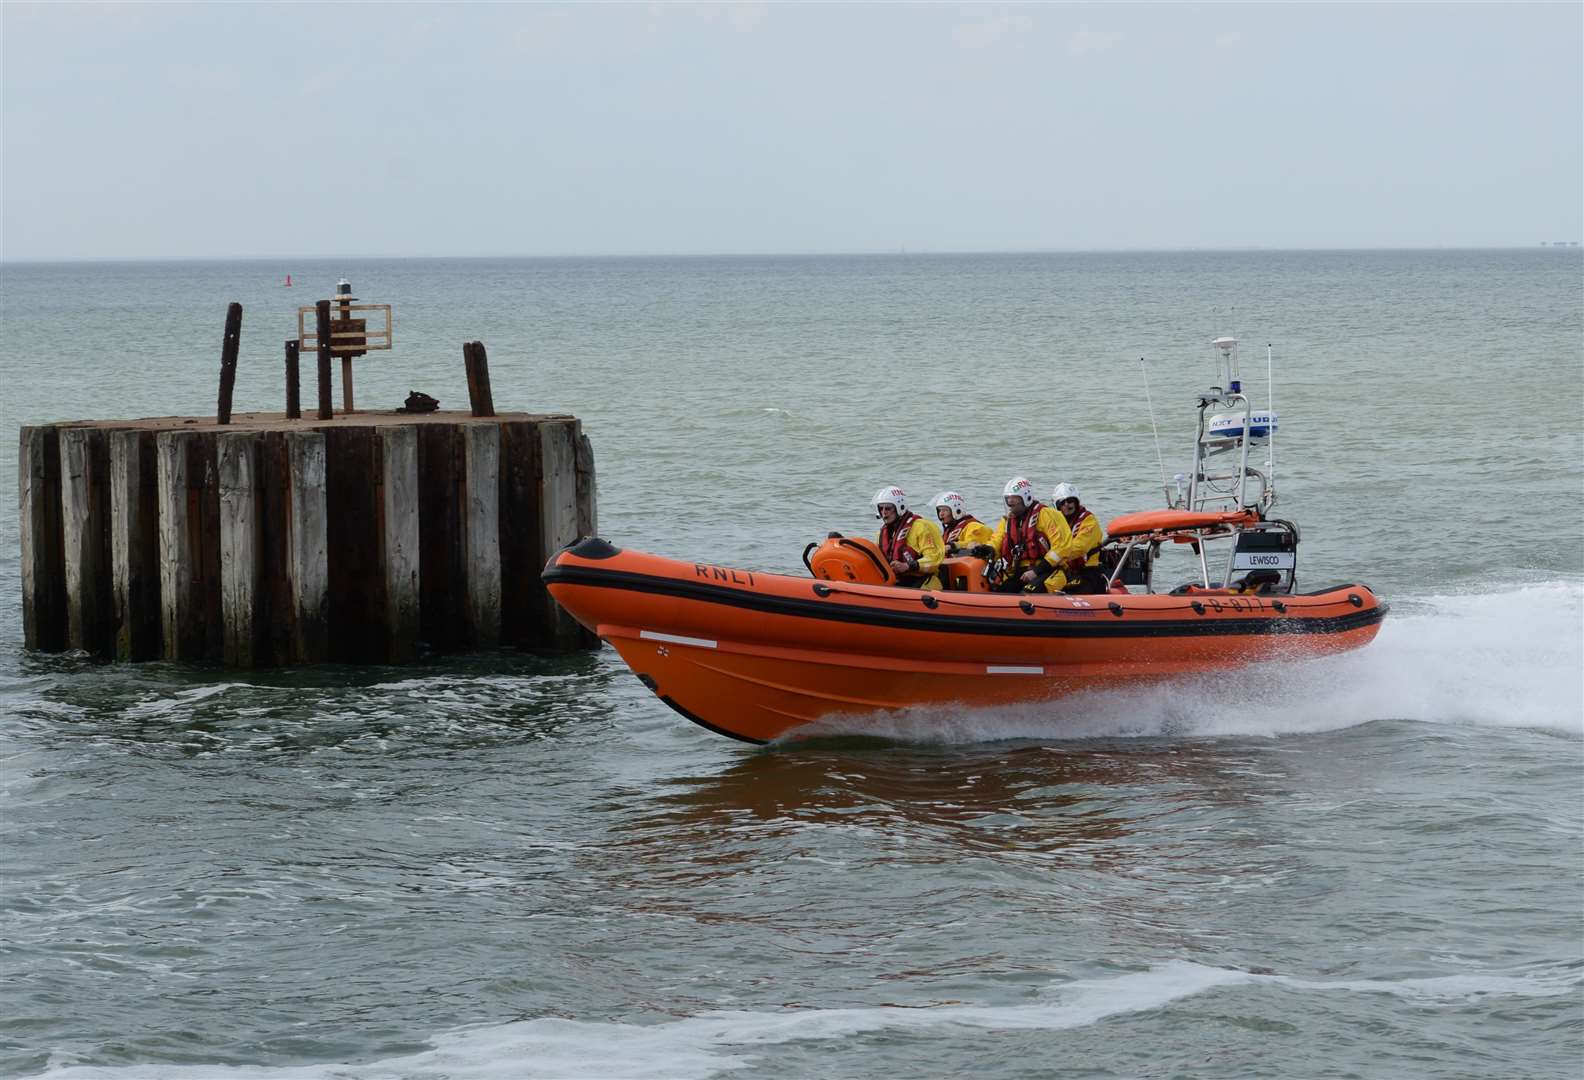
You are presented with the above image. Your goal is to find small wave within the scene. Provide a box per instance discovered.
[28,960,1577,1080]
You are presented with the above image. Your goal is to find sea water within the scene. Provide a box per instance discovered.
[0,250,1580,1079]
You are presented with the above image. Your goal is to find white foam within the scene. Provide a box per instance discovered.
[799,581,1584,744]
[31,960,1577,1080]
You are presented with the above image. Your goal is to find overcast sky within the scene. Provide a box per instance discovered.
[2,2,1579,259]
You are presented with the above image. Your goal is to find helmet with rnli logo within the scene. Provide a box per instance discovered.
[1051,482,1080,505]
[873,485,908,518]
[1003,477,1034,508]
[931,491,966,521]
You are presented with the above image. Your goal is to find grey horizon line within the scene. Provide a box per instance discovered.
[3,243,1579,265]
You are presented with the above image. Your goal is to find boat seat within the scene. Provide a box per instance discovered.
[1231,569,1282,595]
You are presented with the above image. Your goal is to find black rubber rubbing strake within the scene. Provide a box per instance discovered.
[542,564,1387,640]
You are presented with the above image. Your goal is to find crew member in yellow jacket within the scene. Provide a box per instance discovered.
[873,486,945,589]
[977,477,1071,592]
[930,491,994,555]
[1043,482,1108,594]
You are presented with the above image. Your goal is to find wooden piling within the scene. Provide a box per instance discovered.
[19,425,68,652]
[463,423,502,647]
[60,428,115,656]
[379,426,420,662]
[417,424,465,651]
[315,300,333,421]
[109,430,161,661]
[217,302,243,425]
[217,433,260,666]
[286,431,329,663]
[156,431,197,660]
[539,419,584,650]
[575,430,599,539]
[464,341,496,418]
[284,340,301,420]
[498,420,543,649]
[324,427,383,663]
[255,432,294,665]
[156,431,223,661]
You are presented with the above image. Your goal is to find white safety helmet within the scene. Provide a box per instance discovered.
[1051,482,1081,505]
[931,491,966,521]
[873,485,908,518]
[1003,477,1034,508]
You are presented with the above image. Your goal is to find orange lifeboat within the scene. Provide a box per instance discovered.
[542,537,1388,744]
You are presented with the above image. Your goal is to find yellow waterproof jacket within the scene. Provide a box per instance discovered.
[877,515,946,589]
[943,517,994,555]
[987,504,1071,571]
[1055,508,1105,571]
[1042,508,1106,593]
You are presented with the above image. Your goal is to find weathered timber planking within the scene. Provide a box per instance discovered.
[571,426,600,649]
[23,414,599,665]
[286,432,330,664]
[462,423,502,647]
[417,424,466,653]
[254,432,294,666]
[575,428,598,539]
[109,430,162,661]
[538,419,585,650]
[156,431,203,659]
[323,426,384,663]
[192,434,224,662]
[380,426,420,662]
[19,426,68,651]
[217,302,243,424]
[60,428,115,656]
[217,433,262,666]
[498,420,544,649]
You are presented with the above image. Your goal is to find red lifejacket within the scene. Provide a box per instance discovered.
[879,512,923,566]
[1000,502,1051,564]
[943,515,981,547]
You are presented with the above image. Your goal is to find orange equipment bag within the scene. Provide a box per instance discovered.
[939,556,991,592]
[804,536,896,586]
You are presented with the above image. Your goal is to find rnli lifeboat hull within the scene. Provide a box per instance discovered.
[542,539,1388,744]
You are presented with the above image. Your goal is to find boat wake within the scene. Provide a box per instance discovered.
[792,580,1584,745]
[31,959,1577,1080]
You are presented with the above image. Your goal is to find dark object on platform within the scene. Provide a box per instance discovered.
[314,299,333,420]
[284,340,301,420]
[463,341,496,418]
[216,303,243,425]
[400,391,440,414]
